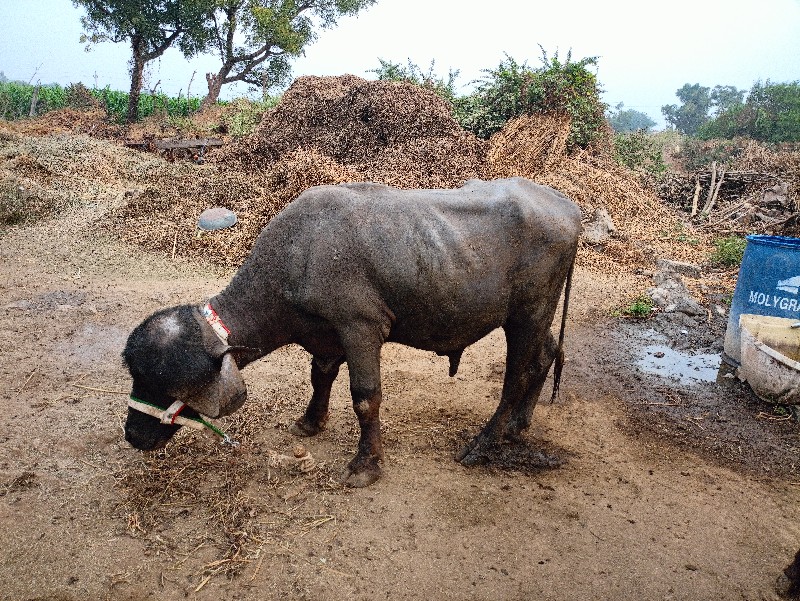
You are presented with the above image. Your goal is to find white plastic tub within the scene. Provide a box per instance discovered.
[738,314,800,405]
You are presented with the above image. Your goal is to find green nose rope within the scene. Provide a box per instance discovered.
[128,396,239,446]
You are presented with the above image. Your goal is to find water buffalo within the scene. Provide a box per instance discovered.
[123,177,581,487]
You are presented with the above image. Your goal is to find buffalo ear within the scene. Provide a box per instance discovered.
[185,353,247,418]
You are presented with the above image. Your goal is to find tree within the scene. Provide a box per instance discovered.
[607,103,656,133]
[198,0,376,109]
[710,85,745,114]
[74,0,210,123]
[661,83,711,135]
[700,80,800,142]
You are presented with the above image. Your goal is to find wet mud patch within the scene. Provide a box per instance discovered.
[453,430,571,476]
[588,316,800,478]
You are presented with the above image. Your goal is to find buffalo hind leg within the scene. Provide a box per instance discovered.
[339,323,386,487]
[456,319,553,465]
[291,356,344,437]
[503,332,558,441]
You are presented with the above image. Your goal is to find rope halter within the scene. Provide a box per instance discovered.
[128,396,239,446]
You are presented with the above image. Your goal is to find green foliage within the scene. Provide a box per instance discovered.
[710,236,746,267]
[199,0,376,104]
[220,97,277,137]
[74,0,211,122]
[675,137,745,172]
[662,83,712,135]
[612,130,666,178]
[607,103,656,133]
[0,81,202,123]
[710,85,745,113]
[0,81,67,119]
[95,87,202,122]
[455,48,607,150]
[368,58,460,104]
[612,295,655,318]
[700,80,800,143]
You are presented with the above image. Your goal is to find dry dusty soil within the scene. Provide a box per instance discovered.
[0,205,799,601]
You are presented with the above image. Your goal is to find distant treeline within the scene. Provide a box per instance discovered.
[0,80,203,123]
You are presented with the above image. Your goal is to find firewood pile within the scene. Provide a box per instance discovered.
[658,148,799,237]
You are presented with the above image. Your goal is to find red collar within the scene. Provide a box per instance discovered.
[201,303,230,344]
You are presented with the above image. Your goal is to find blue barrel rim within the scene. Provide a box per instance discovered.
[745,234,800,249]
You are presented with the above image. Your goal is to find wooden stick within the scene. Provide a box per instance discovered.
[29,84,40,117]
[701,161,717,215]
[691,175,701,217]
[171,231,178,260]
[704,169,726,216]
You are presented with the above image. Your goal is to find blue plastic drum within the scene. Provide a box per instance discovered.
[723,235,800,364]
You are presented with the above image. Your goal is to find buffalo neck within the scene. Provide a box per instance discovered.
[209,269,295,358]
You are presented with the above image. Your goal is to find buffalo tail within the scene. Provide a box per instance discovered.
[550,258,575,403]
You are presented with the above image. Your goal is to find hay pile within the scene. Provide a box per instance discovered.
[218,75,487,189]
[5,74,714,275]
[2,108,121,138]
[113,75,490,266]
[487,114,710,271]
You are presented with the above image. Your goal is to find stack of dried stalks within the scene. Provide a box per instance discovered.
[5,74,717,274]
[487,115,710,271]
[115,75,489,266]
[2,107,121,138]
[487,113,570,179]
[218,75,487,190]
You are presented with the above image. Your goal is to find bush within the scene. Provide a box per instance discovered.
[613,130,666,179]
[674,137,746,172]
[456,49,608,151]
[220,97,278,138]
[613,295,655,318]
[710,236,746,266]
[369,58,460,105]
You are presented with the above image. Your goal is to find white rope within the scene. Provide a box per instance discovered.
[127,398,210,432]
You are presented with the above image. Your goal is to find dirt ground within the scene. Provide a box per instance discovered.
[1,202,799,601]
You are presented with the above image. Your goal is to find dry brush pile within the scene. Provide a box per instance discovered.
[3,74,713,273]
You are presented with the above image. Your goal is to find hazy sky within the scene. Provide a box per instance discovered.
[1,0,799,127]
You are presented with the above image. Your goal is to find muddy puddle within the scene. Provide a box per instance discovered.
[633,328,721,385]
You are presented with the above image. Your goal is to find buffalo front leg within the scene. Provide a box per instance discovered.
[291,356,344,437]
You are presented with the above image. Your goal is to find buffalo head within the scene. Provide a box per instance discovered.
[122,305,247,450]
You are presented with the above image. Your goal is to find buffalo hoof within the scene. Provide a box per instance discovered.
[456,447,490,466]
[342,455,382,488]
[456,433,494,466]
[290,415,327,437]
